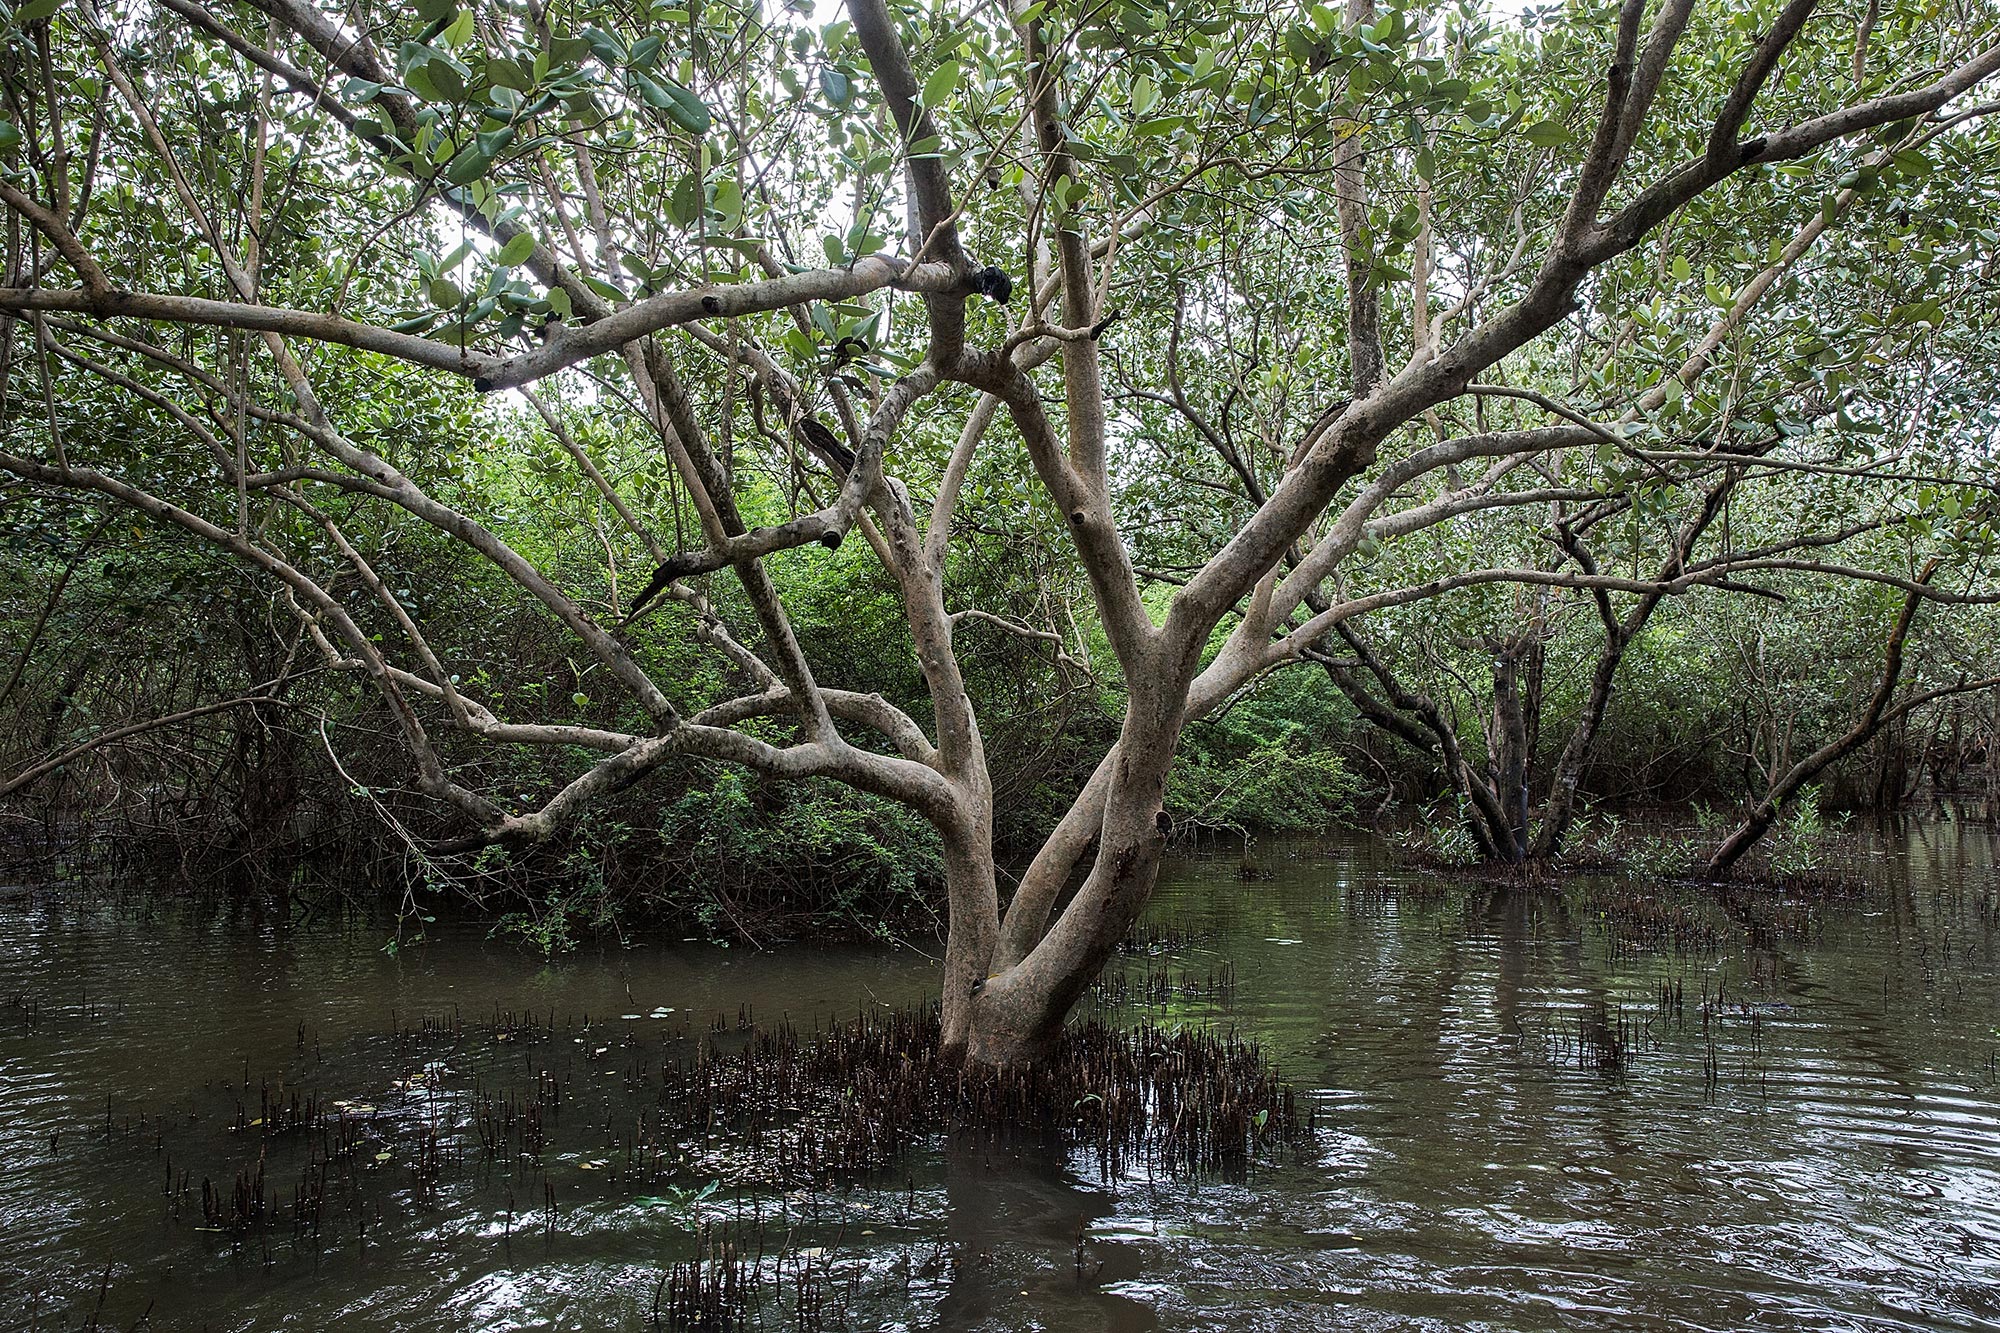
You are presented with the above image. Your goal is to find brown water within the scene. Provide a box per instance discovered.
[2,823,1998,1331]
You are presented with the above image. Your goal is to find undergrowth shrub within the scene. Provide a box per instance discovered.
[653,770,943,940]
[1168,673,1362,835]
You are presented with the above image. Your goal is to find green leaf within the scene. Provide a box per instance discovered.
[921,59,961,109]
[548,36,592,67]
[445,145,493,184]
[398,44,468,102]
[475,125,517,158]
[711,177,741,226]
[440,9,474,49]
[1130,74,1158,117]
[634,73,710,134]
[1521,119,1572,148]
[14,0,63,24]
[496,231,536,267]
[485,57,531,91]
[545,286,572,317]
[667,175,701,227]
[0,120,19,152]
[820,68,851,108]
[403,61,442,101]
[632,71,672,107]
[661,81,711,135]
[582,27,626,64]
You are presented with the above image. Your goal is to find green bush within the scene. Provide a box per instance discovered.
[1168,744,1361,834]
[654,770,943,939]
[1163,665,1362,835]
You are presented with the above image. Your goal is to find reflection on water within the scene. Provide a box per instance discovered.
[1,821,1997,1331]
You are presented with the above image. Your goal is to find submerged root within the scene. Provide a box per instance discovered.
[662,1006,1306,1186]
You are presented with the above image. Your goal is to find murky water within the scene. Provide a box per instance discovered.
[2,822,1998,1331]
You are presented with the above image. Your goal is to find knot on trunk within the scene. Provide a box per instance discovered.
[969,266,1013,304]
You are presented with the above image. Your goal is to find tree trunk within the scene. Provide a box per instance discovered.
[1707,566,1932,878]
[1487,643,1531,860]
[962,798,1170,1067]
[958,670,1184,1068]
[1533,476,1734,858]
[937,821,1001,1060]
[1988,706,2000,802]
[1531,630,1628,859]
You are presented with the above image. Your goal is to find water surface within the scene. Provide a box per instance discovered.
[2,823,1997,1330]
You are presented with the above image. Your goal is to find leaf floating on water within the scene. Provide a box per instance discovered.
[374,1151,392,1162]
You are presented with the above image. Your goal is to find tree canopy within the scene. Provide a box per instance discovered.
[4,0,2000,1063]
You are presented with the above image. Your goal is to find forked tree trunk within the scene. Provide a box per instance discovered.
[960,838,1169,1068]
[952,675,1186,1068]
[1532,478,1737,859]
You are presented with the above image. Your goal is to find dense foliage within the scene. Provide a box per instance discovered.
[1,0,1998,1056]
